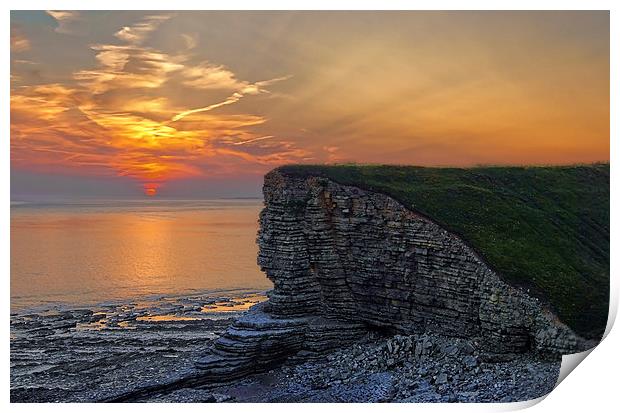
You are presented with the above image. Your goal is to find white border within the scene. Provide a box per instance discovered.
[4,2,617,412]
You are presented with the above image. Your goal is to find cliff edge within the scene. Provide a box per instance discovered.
[196,164,608,382]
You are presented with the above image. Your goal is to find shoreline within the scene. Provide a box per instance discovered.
[10,290,267,402]
[10,287,270,316]
[11,288,561,403]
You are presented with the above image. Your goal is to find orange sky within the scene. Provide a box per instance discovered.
[10,11,609,197]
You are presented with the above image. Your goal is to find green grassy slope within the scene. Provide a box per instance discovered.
[277,163,610,339]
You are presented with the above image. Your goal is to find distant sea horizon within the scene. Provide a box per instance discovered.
[10,199,272,312]
[11,195,263,205]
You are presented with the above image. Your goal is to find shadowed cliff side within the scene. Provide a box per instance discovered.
[276,164,609,340]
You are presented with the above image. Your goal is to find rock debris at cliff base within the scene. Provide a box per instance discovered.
[144,331,561,403]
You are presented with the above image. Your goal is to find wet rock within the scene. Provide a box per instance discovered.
[10,291,263,402]
[203,392,234,403]
[435,373,448,385]
[441,344,459,356]
[463,355,478,369]
[460,341,476,355]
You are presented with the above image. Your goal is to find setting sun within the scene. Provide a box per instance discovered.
[143,183,159,197]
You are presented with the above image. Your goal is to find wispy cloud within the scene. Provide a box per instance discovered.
[11,84,75,120]
[46,10,80,34]
[115,14,172,45]
[171,92,243,122]
[323,146,343,162]
[240,76,292,95]
[182,62,291,94]
[74,45,186,94]
[181,33,197,50]
[182,63,245,90]
[232,135,275,146]
[172,76,291,122]
[10,28,30,52]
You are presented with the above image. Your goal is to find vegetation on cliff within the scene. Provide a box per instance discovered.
[276,163,609,339]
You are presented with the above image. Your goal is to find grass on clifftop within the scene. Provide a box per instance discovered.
[277,163,609,339]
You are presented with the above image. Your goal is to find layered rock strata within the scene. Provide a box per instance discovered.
[196,302,367,380]
[196,170,589,380]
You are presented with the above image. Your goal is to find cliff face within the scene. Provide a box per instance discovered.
[197,170,589,380]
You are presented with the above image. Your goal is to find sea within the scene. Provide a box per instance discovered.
[10,199,273,313]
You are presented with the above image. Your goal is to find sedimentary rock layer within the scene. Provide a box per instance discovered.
[197,169,589,379]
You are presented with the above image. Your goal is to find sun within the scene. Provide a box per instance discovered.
[143,183,160,197]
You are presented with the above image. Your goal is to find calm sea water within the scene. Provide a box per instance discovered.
[10,199,273,312]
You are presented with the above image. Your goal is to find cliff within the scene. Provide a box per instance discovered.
[196,165,607,381]
[276,164,609,338]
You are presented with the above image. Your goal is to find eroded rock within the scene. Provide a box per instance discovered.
[197,170,591,381]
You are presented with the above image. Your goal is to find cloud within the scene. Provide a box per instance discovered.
[241,76,293,95]
[74,45,185,94]
[181,34,197,50]
[11,13,307,191]
[46,10,80,34]
[13,59,38,65]
[232,135,275,146]
[171,92,243,122]
[181,62,291,94]
[182,63,245,90]
[323,146,342,162]
[10,28,30,52]
[115,15,171,45]
[172,75,291,122]
[11,83,75,120]
[171,113,266,131]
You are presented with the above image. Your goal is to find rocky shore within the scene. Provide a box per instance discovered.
[11,290,561,403]
[10,290,264,402]
[156,331,560,403]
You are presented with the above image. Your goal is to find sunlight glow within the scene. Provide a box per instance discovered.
[10,11,610,195]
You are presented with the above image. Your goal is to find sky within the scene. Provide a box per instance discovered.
[10,11,609,199]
